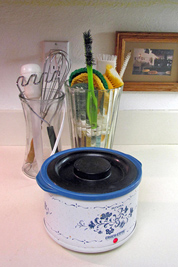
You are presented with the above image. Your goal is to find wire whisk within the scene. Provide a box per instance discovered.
[41,50,70,121]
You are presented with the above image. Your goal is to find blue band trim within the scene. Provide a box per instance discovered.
[36,147,142,201]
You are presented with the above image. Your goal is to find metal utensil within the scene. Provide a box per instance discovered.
[40,50,70,153]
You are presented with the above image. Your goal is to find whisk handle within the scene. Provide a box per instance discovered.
[47,126,59,153]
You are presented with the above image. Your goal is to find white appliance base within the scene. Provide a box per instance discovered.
[44,221,137,253]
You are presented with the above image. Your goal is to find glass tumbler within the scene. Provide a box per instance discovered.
[19,91,65,178]
[65,81,123,149]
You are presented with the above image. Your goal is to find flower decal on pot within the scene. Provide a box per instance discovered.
[44,201,52,215]
[75,205,134,235]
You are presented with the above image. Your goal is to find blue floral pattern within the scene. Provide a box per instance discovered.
[44,201,52,215]
[75,205,134,235]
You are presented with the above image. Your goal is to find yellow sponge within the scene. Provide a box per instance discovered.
[71,73,105,90]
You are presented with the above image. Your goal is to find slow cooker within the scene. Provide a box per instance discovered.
[36,147,142,253]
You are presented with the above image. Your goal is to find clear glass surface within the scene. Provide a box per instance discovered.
[65,81,123,149]
[19,92,64,178]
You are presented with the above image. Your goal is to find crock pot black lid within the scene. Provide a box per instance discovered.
[47,150,138,194]
[74,156,111,180]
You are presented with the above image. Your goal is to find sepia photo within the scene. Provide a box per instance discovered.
[132,48,174,76]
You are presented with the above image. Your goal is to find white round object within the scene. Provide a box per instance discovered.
[21,64,41,75]
[21,64,42,99]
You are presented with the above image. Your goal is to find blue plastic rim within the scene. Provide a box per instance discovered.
[36,147,142,201]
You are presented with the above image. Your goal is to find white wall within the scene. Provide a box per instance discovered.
[1,0,178,111]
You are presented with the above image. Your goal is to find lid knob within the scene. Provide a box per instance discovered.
[73,156,111,181]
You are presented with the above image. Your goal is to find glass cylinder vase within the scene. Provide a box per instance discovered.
[19,91,65,178]
[65,81,123,149]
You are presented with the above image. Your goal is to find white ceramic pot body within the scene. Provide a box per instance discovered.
[43,188,139,253]
[36,147,142,253]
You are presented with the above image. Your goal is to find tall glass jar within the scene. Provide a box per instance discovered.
[19,91,65,178]
[65,81,123,149]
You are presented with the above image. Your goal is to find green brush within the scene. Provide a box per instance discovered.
[83,30,97,129]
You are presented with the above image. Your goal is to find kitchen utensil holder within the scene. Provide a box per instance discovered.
[16,50,70,178]
[19,91,65,178]
[65,81,123,149]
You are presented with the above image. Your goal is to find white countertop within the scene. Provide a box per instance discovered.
[0,145,178,267]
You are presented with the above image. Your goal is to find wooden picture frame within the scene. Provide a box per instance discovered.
[115,32,178,91]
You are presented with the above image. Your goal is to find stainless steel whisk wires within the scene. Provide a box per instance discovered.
[41,49,71,123]
[40,49,70,155]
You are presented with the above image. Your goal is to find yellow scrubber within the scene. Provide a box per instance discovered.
[103,74,113,89]
[71,73,105,90]
[104,64,124,88]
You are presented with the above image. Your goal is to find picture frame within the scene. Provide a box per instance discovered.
[115,32,178,91]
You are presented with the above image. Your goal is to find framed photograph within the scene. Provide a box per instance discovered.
[115,32,178,91]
